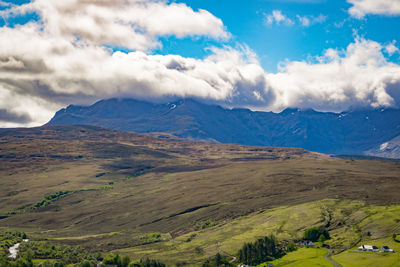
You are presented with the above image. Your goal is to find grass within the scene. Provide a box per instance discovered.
[113,199,400,265]
[256,248,333,267]
[333,237,400,267]
[1,126,400,265]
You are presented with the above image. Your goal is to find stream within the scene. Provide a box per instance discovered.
[8,239,29,259]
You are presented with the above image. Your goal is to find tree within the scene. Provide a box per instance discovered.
[122,256,131,267]
[214,253,223,266]
[80,260,92,267]
[53,262,66,267]
[286,241,296,252]
[318,234,326,244]
[237,235,279,265]
[304,227,330,242]
[96,252,103,261]
[103,253,122,267]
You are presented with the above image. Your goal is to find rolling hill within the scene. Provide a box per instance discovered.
[47,98,400,158]
[1,125,400,265]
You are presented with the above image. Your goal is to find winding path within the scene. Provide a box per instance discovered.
[216,242,237,263]
[323,248,341,267]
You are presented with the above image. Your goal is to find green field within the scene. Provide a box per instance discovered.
[333,236,400,267]
[110,199,400,265]
[1,126,400,266]
[257,248,333,267]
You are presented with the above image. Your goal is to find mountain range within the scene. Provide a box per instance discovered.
[48,98,400,158]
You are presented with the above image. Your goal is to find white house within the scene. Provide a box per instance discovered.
[357,245,379,252]
[381,246,395,253]
[298,240,315,247]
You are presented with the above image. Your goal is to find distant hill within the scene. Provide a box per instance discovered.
[365,135,400,159]
[47,98,400,157]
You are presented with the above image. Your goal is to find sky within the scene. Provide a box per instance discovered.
[0,0,400,127]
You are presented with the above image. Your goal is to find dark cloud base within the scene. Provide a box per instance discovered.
[0,109,32,123]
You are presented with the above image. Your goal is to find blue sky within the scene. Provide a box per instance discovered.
[0,0,400,127]
[156,0,400,72]
[3,0,399,72]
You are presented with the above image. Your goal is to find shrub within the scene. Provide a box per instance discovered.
[304,227,330,242]
[122,255,131,267]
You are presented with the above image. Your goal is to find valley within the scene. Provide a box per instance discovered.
[1,125,400,266]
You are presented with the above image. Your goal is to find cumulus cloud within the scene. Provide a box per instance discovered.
[348,0,400,18]
[264,10,294,26]
[267,37,400,112]
[0,18,269,126]
[0,1,400,127]
[1,0,229,50]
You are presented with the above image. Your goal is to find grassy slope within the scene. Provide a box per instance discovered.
[333,238,400,267]
[1,126,400,265]
[257,248,333,267]
[113,200,400,265]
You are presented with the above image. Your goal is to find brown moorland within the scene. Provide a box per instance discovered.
[1,125,400,263]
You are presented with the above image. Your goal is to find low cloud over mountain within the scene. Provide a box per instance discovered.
[0,0,399,127]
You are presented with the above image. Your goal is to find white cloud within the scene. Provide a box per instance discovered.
[0,1,11,7]
[0,1,400,127]
[0,21,269,127]
[264,10,294,26]
[267,37,400,112]
[265,10,326,27]
[297,14,327,26]
[385,41,399,56]
[1,0,229,51]
[348,0,400,18]
[334,19,347,28]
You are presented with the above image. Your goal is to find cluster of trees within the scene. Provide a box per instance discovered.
[0,230,167,267]
[202,253,232,267]
[19,241,99,264]
[1,236,166,267]
[237,235,282,266]
[2,228,334,267]
[102,254,165,267]
[0,232,32,267]
[303,227,330,242]
[0,234,100,267]
[0,253,34,267]
[0,232,27,249]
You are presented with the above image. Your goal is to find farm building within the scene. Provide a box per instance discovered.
[380,246,395,253]
[357,245,379,252]
[298,240,315,247]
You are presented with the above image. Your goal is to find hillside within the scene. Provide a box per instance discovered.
[47,98,400,158]
[366,135,400,159]
[1,126,400,265]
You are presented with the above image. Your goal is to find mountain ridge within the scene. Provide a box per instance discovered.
[47,98,400,158]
